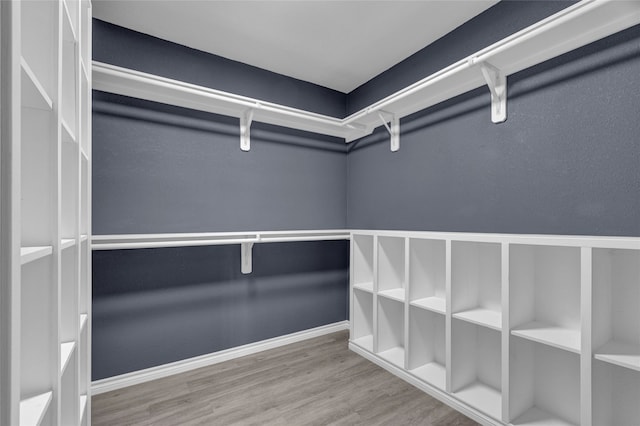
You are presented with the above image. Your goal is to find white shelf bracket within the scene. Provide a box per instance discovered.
[376,111,400,152]
[241,242,254,274]
[478,61,507,123]
[240,108,255,151]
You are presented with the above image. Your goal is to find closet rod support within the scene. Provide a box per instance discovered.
[477,61,507,123]
[241,242,254,274]
[376,111,400,152]
[240,107,256,151]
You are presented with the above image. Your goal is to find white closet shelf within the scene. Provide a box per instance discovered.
[512,406,576,426]
[61,238,76,250]
[19,391,53,426]
[61,118,77,144]
[378,347,405,368]
[511,322,581,354]
[62,0,77,42]
[378,288,406,302]
[21,246,53,265]
[91,230,350,250]
[81,147,89,162]
[454,382,501,421]
[80,313,88,331]
[453,308,501,331]
[594,340,640,372]
[410,361,446,390]
[80,234,88,242]
[92,0,640,147]
[61,341,76,373]
[21,59,53,110]
[353,281,374,293]
[79,394,88,421]
[410,296,446,315]
[352,335,373,352]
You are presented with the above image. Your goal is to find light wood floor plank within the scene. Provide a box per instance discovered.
[92,331,477,425]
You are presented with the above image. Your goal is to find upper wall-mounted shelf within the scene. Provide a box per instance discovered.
[92,0,640,151]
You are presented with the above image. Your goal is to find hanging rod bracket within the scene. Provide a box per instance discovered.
[240,108,255,151]
[241,242,254,274]
[477,61,507,123]
[376,110,400,152]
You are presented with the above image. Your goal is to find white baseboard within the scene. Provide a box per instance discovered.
[92,321,349,395]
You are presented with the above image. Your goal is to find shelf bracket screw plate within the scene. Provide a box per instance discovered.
[241,242,254,274]
[377,110,400,152]
[240,108,255,151]
[479,61,507,123]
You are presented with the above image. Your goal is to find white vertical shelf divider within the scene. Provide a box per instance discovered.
[349,230,640,426]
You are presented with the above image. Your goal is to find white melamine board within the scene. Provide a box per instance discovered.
[19,391,53,426]
[451,241,501,319]
[377,236,405,292]
[352,335,374,352]
[377,297,404,367]
[20,246,53,265]
[451,319,501,418]
[409,238,446,305]
[61,17,78,136]
[61,139,79,238]
[63,0,79,38]
[21,107,55,246]
[79,394,87,422]
[79,313,88,331]
[593,361,640,426]
[20,258,54,398]
[510,245,581,348]
[60,342,76,373]
[410,296,446,315]
[61,346,78,425]
[352,289,373,344]
[60,238,75,250]
[379,288,406,303]
[352,235,374,287]
[453,308,502,331]
[21,59,53,110]
[408,306,446,390]
[79,240,89,314]
[20,0,56,100]
[594,341,640,372]
[510,338,580,425]
[61,247,78,342]
[511,322,580,354]
[353,281,373,293]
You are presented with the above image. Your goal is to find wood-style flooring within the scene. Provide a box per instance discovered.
[92,330,477,425]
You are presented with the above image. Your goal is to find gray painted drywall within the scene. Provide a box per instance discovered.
[347,24,640,236]
[92,91,347,234]
[92,241,349,380]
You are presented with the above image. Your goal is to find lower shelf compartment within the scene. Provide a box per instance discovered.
[454,382,501,420]
[410,361,445,390]
[79,394,88,421]
[378,346,405,368]
[20,391,52,426]
[594,340,640,372]
[351,335,373,352]
[512,406,576,426]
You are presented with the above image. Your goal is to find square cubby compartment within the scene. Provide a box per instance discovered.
[451,319,502,420]
[352,235,374,293]
[593,248,640,371]
[351,289,374,352]
[61,246,78,343]
[510,245,581,354]
[377,297,405,368]
[408,306,445,390]
[409,238,445,315]
[593,360,640,426]
[510,337,580,426]
[378,236,406,302]
[451,241,501,331]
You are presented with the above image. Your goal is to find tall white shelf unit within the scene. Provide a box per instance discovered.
[349,230,640,426]
[1,0,92,425]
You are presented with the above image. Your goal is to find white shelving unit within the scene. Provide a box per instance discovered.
[349,230,640,426]
[0,0,92,424]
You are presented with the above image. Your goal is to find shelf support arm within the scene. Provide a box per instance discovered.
[241,242,254,274]
[240,108,255,152]
[376,111,400,152]
[478,61,507,123]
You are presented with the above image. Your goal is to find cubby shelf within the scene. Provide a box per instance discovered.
[378,288,406,302]
[511,322,581,354]
[20,246,53,265]
[20,59,53,110]
[379,347,405,368]
[410,296,445,315]
[409,306,446,390]
[453,308,501,331]
[79,394,87,421]
[352,335,373,352]
[353,281,373,293]
[80,313,88,331]
[410,362,446,390]
[455,382,502,421]
[594,341,640,372]
[512,407,576,426]
[62,118,77,144]
[19,391,52,426]
[61,238,76,250]
[60,341,76,373]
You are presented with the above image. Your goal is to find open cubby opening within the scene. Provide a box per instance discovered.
[377,297,405,368]
[79,240,88,314]
[352,289,374,352]
[80,0,91,65]
[61,136,79,239]
[409,238,446,314]
[60,349,78,425]
[61,246,78,342]
[593,248,640,371]
[378,236,406,302]
[451,241,501,330]
[593,360,640,426]
[20,0,56,100]
[20,257,55,399]
[63,0,79,37]
[61,19,78,137]
[352,235,374,292]
[80,70,90,155]
[510,336,580,426]
[80,157,89,235]
[408,306,445,390]
[510,244,581,354]
[451,319,502,420]
[21,107,55,247]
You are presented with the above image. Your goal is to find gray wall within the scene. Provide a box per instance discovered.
[346,8,640,236]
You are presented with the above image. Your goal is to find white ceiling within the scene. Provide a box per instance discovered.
[93,1,498,93]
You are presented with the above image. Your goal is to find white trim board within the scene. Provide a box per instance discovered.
[91,321,349,395]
